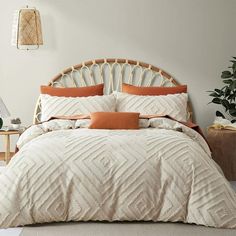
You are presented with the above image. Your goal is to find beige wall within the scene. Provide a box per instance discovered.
[0,0,236,149]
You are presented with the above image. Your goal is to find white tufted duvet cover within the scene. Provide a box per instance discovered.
[0,118,235,229]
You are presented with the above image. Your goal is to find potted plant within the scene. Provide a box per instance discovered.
[11,118,21,129]
[208,57,236,123]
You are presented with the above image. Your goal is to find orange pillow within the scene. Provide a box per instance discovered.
[122,83,187,95]
[89,112,140,129]
[40,84,104,97]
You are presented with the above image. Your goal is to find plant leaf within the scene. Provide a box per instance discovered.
[223,79,233,84]
[215,88,224,95]
[229,103,236,109]
[209,92,221,97]
[221,71,232,78]
[212,98,221,104]
[229,109,236,117]
[228,94,236,100]
[216,111,225,118]
[229,80,236,91]
[221,99,230,111]
[224,87,231,96]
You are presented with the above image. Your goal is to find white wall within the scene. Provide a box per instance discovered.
[0,0,236,150]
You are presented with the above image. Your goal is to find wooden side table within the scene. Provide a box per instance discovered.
[0,130,22,164]
[207,127,236,181]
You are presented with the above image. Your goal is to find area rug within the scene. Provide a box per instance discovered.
[20,222,236,236]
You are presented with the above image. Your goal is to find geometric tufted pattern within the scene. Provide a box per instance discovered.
[115,92,188,122]
[0,128,235,228]
[40,94,116,122]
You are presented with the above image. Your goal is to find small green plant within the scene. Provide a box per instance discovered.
[0,118,3,129]
[11,118,21,125]
[208,57,236,123]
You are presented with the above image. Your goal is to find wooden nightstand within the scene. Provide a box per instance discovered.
[0,130,22,164]
[207,127,236,181]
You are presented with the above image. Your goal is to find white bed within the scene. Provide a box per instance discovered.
[0,59,235,230]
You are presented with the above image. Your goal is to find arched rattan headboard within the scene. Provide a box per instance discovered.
[34,58,193,124]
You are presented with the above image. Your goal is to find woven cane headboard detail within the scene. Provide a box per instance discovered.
[33,58,193,124]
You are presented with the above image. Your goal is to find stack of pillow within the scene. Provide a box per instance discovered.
[40,83,188,129]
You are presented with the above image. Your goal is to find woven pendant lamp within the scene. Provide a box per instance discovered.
[12,6,43,50]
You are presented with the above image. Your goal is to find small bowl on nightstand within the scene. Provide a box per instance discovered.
[12,124,21,130]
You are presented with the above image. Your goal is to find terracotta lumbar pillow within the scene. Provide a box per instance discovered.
[40,84,104,97]
[89,112,140,130]
[122,83,187,95]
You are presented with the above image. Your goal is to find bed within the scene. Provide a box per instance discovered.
[0,59,235,229]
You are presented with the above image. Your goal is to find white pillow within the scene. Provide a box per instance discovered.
[115,92,188,122]
[40,94,116,122]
